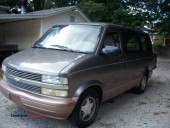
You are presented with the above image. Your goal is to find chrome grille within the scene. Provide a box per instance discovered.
[6,77,41,94]
[6,67,41,81]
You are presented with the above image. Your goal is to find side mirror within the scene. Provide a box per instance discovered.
[101,46,120,55]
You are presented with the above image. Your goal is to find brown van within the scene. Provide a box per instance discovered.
[0,23,157,127]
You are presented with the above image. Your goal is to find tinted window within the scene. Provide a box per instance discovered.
[123,32,141,53]
[140,35,152,52]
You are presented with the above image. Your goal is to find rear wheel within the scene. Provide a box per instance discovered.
[69,89,99,128]
[133,73,148,94]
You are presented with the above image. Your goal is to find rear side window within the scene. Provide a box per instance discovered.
[122,31,142,53]
[140,35,152,52]
[126,35,140,52]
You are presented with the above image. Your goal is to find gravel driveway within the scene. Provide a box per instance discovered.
[0,58,170,128]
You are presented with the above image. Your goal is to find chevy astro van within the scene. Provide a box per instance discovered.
[0,23,157,127]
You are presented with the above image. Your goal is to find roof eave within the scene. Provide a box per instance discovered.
[0,5,10,10]
[75,7,91,22]
[0,6,90,23]
[43,6,90,22]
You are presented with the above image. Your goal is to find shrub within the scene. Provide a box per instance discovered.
[153,39,164,47]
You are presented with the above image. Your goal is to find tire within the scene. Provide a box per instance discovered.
[133,73,148,94]
[69,89,99,128]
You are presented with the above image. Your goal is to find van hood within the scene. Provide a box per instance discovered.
[4,48,85,75]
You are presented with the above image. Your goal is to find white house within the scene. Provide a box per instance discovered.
[0,6,90,50]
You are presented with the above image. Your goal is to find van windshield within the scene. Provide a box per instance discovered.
[34,25,102,53]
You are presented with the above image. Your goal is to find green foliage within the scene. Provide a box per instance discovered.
[78,0,146,28]
[32,0,45,11]
[155,0,170,34]
[54,0,68,7]
[0,0,22,7]
[1,0,170,34]
[78,0,108,22]
[111,10,145,28]
[153,39,164,47]
[77,0,169,33]
[156,18,170,34]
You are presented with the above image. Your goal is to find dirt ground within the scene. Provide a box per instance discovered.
[0,57,170,128]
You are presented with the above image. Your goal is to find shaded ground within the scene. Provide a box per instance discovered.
[0,58,170,128]
[0,70,2,80]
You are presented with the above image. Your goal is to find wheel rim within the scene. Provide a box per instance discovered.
[80,96,97,122]
[141,76,147,90]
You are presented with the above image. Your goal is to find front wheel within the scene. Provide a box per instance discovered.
[69,89,99,128]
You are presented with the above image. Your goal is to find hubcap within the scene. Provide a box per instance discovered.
[141,76,147,90]
[80,97,96,122]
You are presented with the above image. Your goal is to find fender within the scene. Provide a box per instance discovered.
[73,80,103,98]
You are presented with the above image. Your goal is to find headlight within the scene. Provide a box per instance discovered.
[2,64,6,73]
[41,75,68,85]
[41,87,68,97]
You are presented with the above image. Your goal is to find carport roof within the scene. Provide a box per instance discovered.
[0,6,90,24]
[0,5,10,10]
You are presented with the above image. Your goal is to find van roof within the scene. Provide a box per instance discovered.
[52,22,148,34]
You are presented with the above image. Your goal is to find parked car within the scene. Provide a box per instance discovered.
[0,23,157,127]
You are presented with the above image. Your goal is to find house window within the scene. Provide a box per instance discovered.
[70,16,75,22]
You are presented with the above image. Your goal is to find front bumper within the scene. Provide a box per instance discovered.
[0,80,78,119]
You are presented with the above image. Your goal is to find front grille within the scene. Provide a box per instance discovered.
[6,67,41,82]
[6,77,41,94]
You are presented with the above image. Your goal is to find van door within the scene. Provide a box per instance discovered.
[99,27,126,101]
[121,29,144,88]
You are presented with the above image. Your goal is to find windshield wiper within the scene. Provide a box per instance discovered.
[50,45,83,53]
[50,45,69,50]
[33,43,44,48]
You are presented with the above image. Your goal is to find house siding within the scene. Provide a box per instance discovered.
[153,34,170,47]
[75,13,87,23]
[4,19,40,50]
[1,8,89,50]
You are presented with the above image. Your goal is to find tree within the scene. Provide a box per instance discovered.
[1,0,169,33]
[0,0,22,7]
[78,0,108,22]
[77,0,147,28]
[32,0,45,11]
[0,0,22,13]
[0,0,47,12]
[155,0,170,33]
[30,0,70,10]
[54,0,68,7]
[77,0,169,31]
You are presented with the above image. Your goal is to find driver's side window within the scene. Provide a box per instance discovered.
[101,31,121,54]
[103,31,120,49]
